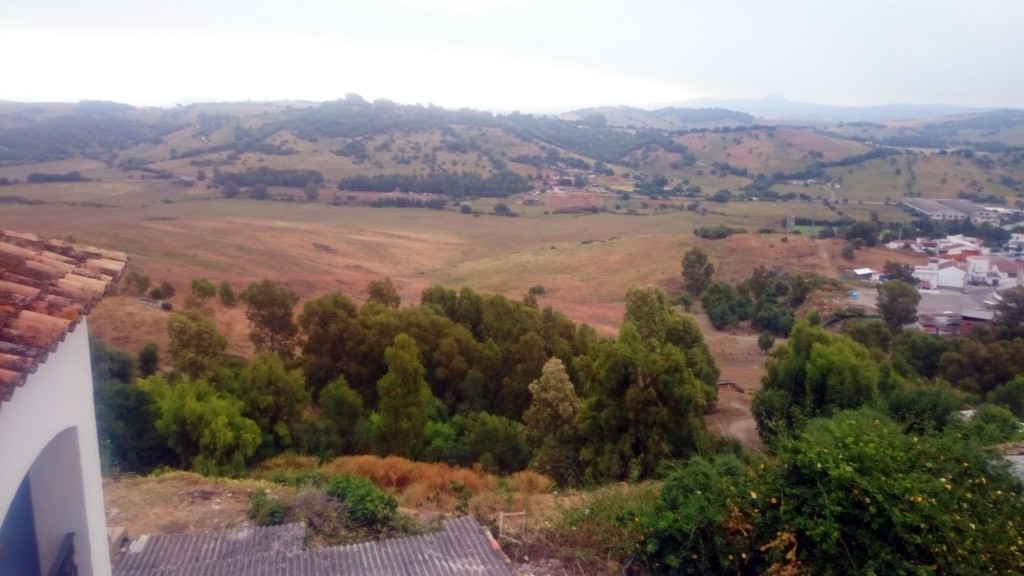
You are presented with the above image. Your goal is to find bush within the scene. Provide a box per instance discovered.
[524,483,657,573]
[249,489,288,526]
[325,475,398,529]
[528,284,546,295]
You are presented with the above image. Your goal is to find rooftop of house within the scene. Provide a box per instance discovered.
[0,229,126,409]
[113,517,513,576]
[904,198,992,215]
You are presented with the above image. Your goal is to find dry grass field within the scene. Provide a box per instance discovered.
[0,179,908,356]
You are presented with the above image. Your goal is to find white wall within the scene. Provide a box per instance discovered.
[0,319,111,576]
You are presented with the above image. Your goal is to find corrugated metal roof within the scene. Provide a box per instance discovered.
[114,517,512,576]
[0,229,126,407]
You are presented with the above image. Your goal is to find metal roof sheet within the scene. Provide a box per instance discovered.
[114,517,512,576]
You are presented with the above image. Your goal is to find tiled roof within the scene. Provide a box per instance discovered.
[114,517,513,576]
[0,229,126,406]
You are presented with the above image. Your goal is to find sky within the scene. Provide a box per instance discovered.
[3,0,1023,112]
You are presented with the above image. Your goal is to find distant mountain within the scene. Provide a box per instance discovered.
[562,105,756,130]
[673,96,998,123]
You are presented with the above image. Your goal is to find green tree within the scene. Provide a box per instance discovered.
[644,455,760,574]
[122,271,151,295]
[94,378,170,474]
[366,277,401,309]
[844,219,880,246]
[457,411,530,474]
[937,338,1024,397]
[167,307,227,377]
[297,292,363,395]
[885,383,961,433]
[681,247,715,296]
[891,329,953,379]
[217,354,311,456]
[218,281,236,306]
[159,281,176,299]
[137,341,159,377]
[319,376,365,454]
[376,333,433,458]
[240,279,299,358]
[752,321,879,442]
[876,280,921,330]
[624,285,674,342]
[700,281,743,329]
[141,375,261,477]
[990,376,1024,418]
[523,358,583,485]
[841,318,892,353]
[579,323,707,482]
[304,184,319,202]
[190,278,217,301]
[757,330,775,355]
[770,409,1024,574]
[497,331,548,420]
[882,260,916,284]
[993,286,1024,337]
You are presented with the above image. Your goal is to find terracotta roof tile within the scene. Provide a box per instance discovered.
[0,229,125,408]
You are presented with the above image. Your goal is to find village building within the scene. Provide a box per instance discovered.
[913,258,967,290]
[959,308,996,336]
[0,230,127,576]
[965,256,1023,287]
[886,234,987,258]
[902,198,1001,225]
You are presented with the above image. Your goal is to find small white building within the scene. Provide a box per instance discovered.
[966,256,1023,287]
[913,258,966,289]
[0,230,126,576]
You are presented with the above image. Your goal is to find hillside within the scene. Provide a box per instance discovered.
[2,98,1023,207]
[3,96,1023,354]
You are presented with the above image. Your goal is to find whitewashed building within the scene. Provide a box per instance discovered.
[966,256,1023,287]
[0,230,126,576]
[913,258,966,289]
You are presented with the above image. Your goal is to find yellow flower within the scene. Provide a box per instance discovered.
[750,491,758,499]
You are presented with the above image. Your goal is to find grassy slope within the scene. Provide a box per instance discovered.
[5,103,1018,352]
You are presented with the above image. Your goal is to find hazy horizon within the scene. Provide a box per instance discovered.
[3,0,1023,113]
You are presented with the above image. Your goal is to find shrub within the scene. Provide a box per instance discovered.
[507,470,554,495]
[524,483,658,573]
[325,475,397,529]
[249,489,287,526]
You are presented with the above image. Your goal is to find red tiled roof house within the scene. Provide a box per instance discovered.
[0,230,126,576]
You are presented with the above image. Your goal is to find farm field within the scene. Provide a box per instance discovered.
[0,179,907,362]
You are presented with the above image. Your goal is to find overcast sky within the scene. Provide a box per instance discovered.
[3,0,1023,112]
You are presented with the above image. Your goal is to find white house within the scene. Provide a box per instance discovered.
[913,258,966,289]
[0,230,126,576]
[966,256,1023,287]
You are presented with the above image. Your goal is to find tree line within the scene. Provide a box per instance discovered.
[94,280,717,486]
[212,166,325,188]
[337,170,529,198]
